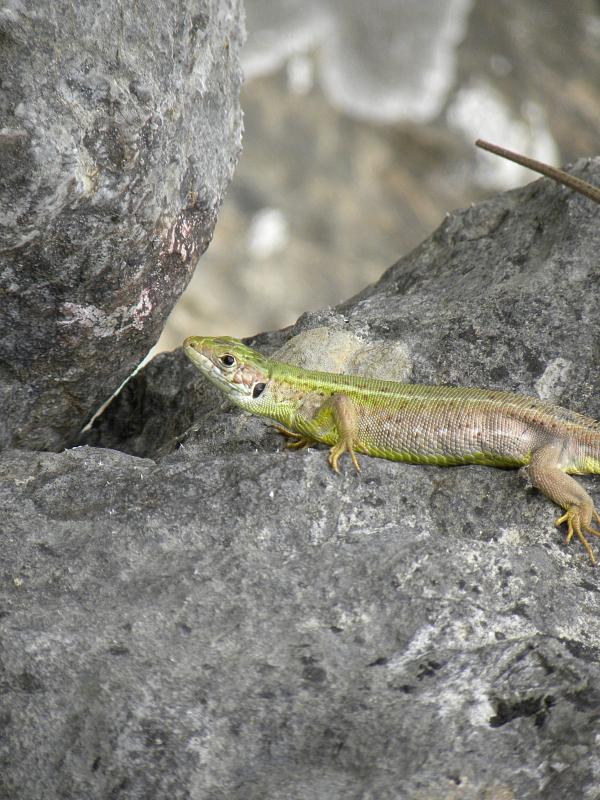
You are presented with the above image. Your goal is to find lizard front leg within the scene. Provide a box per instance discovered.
[527,444,600,564]
[270,423,315,450]
[326,394,361,473]
[294,393,361,473]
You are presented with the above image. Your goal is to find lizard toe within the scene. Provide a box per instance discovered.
[271,423,303,440]
[286,437,311,450]
[555,507,598,564]
[350,449,361,473]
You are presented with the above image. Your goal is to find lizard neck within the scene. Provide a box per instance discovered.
[231,360,309,428]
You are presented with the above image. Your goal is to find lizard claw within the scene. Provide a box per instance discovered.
[328,448,341,473]
[555,508,598,565]
[270,423,303,440]
[328,441,360,474]
[270,423,315,452]
[285,437,312,450]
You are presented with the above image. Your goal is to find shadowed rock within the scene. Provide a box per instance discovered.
[0,0,244,450]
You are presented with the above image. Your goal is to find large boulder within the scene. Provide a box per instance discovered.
[0,0,244,450]
[3,163,600,798]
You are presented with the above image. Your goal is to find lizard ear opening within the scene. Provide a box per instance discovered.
[252,382,266,399]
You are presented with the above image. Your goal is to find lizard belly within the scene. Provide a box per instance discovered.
[355,405,536,467]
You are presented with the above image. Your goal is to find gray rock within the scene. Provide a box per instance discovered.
[4,165,600,798]
[0,0,244,451]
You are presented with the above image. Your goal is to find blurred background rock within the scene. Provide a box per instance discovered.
[157,0,600,352]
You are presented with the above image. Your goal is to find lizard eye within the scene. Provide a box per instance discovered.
[220,354,235,367]
[253,382,265,398]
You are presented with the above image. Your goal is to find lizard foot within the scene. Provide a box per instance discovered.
[269,424,315,451]
[328,441,361,474]
[285,437,313,450]
[270,423,303,440]
[555,506,600,565]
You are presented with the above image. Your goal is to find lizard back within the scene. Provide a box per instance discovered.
[266,364,600,469]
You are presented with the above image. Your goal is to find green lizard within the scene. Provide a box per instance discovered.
[184,335,600,563]
[184,143,600,561]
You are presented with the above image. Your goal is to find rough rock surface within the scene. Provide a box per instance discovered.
[3,165,600,798]
[0,0,244,451]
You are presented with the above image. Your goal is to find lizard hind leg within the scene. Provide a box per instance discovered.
[528,444,600,564]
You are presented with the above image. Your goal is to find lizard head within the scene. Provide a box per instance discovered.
[183,336,271,406]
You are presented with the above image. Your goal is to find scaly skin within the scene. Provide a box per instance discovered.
[184,336,600,563]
